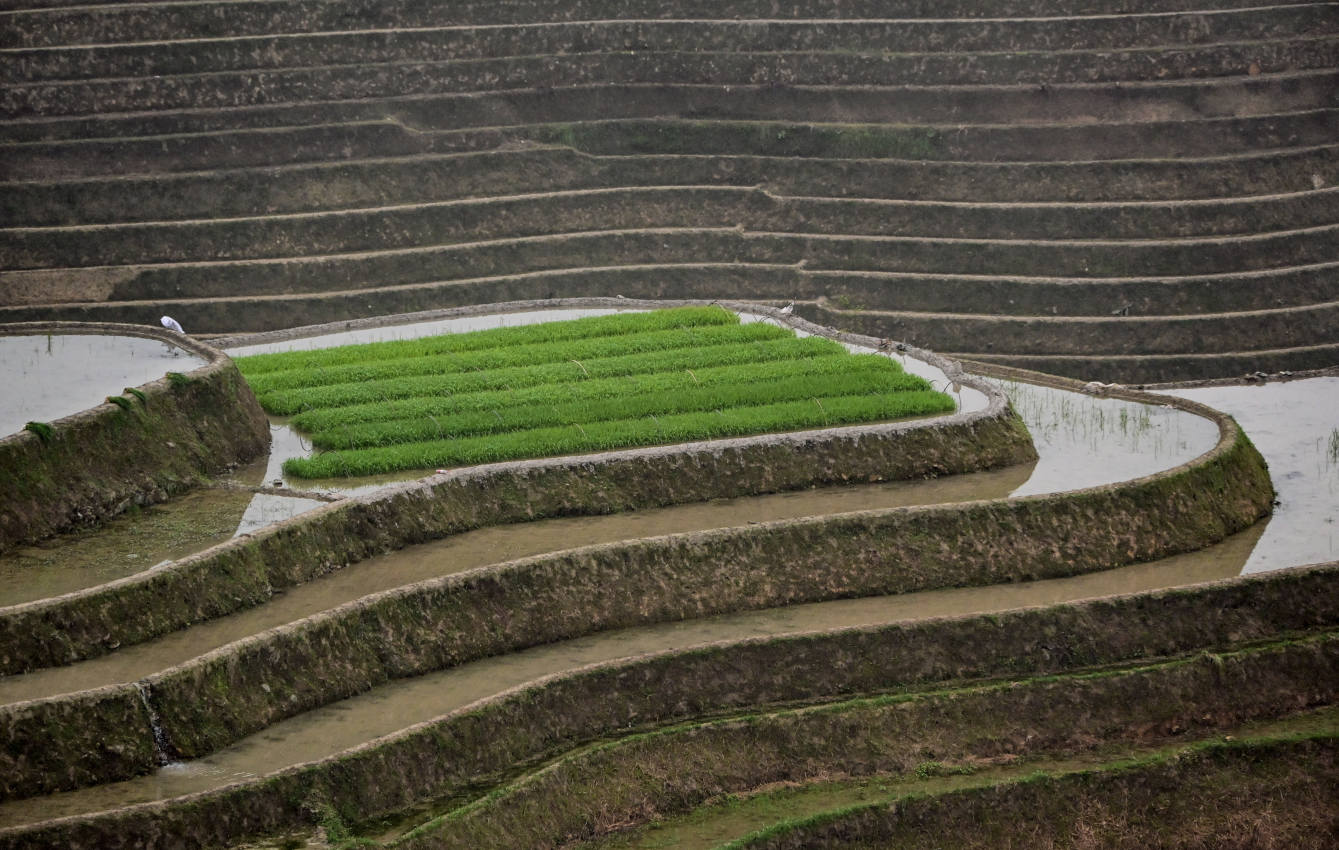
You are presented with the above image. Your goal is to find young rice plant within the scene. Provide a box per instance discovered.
[234,307,956,478]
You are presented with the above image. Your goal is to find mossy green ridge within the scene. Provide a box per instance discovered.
[0,324,270,553]
[9,569,1330,849]
[236,307,951,477]
[718,731,1339,850]
[392,636,1339,850]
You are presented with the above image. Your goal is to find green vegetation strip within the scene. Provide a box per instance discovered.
[235,307,952,477]
[286,392,952,477]
[290,354,900,432]
[237,306,736,375]
[309,359,929,449]
[252,335,844,415]
[245,322,791,396]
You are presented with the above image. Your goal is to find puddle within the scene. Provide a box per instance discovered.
[0,520,1261,828]
[232,494,328,538]
[0,463,1033,705]
[1161,378,1339,573]
[0,488,254,607]
[0,334,205,437]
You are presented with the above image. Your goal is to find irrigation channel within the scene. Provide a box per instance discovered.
[0,306,1335,840]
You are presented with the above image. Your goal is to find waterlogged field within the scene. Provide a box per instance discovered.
[235,307,954,478]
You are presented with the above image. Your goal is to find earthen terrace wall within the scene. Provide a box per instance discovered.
[2,561,1334,848]
[0,322,270,552]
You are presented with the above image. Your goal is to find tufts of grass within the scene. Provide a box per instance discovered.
[106,395,133,412]
[166,371,192,388]
[24,421,54,443]
[124,387,148,405]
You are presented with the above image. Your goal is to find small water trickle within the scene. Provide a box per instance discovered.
[134,683,174,767]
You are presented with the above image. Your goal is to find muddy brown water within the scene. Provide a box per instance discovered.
[0,462,1034,705]
[0,488,254,606]
[0,519,1264,828]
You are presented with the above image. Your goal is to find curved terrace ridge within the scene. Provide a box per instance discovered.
[0,0,1336,379]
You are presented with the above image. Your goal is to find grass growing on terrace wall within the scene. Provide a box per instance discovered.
[234,307,954,478]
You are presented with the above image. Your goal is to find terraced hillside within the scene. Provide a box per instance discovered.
[6,302,1338,850]
[3,0,1338,381]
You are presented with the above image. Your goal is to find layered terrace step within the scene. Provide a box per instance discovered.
[2,0,1335,381]
[4,0,1323,46]
[6,187,1337,269]
[6,145,1337,226]
[6,8,1333,83]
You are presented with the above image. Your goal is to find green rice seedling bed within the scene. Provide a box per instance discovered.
[285,391,953,478]
[310,362,933,449]
[244,322,790,397]
[253,335,846,416]
[237,307,736,376]
[235,307,954,478]
[289,354,898,432]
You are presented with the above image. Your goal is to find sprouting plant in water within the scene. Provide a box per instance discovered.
[106,395,133,412]
[24,421,54,443]
[124,387,148,405]
[1328,427,1339,465]
[914,760,975,780]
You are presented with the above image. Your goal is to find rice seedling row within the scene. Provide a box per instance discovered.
[243,321,790,396]
[284,391,955,478]
[237,306,734,376]
[254,336,848,415]
[290,354,906,432]
[239,307,954,478]
[310,364,932,449]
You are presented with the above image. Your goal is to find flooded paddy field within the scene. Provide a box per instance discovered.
[0,334,203,438]
[1163,377,1339,573]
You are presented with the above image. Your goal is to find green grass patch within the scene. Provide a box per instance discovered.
[235,307,955,479]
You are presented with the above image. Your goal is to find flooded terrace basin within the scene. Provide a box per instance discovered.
[0,332,204,438]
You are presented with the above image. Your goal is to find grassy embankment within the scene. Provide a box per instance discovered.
[235,307,954,478]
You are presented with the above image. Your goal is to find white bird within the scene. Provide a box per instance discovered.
[779,303,794,315]
[160,316,184,333]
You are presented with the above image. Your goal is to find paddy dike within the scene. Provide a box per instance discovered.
[1,0,1335,382]
[0,323,270,553]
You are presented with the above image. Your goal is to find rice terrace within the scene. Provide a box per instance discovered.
[0,0,1337,848]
